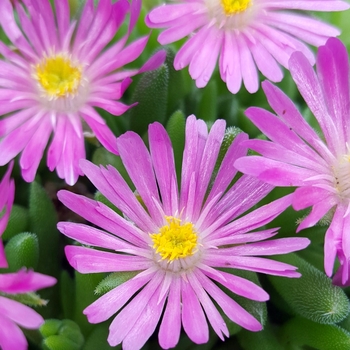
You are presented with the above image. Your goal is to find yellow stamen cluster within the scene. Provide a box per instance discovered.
[220,0,251,15]
[150,216,198,261]
[35,55,82,98]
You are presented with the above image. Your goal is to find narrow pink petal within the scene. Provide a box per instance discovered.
[0,313,27,350]
[20,116,52,182]
[224,237,310,256]
[188,272,229,340]
[297,200,335,232]
[65,246,152,273]
[0,296,43,329]
[181,278,209,344]
[192,119,226,220]
[237,33,259,93]
[122,283,166,350]
[0,270,56,294]
[117,131,163,226]
[293,186,333,210]
[289,51,340,154]
[204,255,300,277]
[57,222,145,253]
[235,156,316,186]
[80,106,119,153]
[108,271,164,346]
[84,270,153,323]
[317,38,350,143]
[149,122,178,215]
[196,270,262,331]
[203,268,269,302]
[159,276,181,349]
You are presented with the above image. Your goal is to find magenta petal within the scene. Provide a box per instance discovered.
[0,313,27,350]
[108,271,164,346]
[84,270,153,323]
[65,246,152,273]
[181,278,209,344]
[0,296,43,329]
[158,276,181,349]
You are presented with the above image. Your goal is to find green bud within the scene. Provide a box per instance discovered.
[40,319,84,350]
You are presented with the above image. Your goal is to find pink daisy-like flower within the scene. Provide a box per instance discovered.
[235,38,350,286]
[0,162,15,268]
[146,0,349,94]
[0,0,165,185]
[58,115,309,349]
[0,269,56,350]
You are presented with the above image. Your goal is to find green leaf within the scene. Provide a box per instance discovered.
[2,205,29,240]
[74,272,105,336]
[4,232,39,272]
[129,63,169,135]
[268,253,350,324]
[29,181,60,317]
[95,271,140,296]
[166,110,186,186]
[281,317,350,350]
[83,324,118,350]
[165,48,186,116]
[60,270,75,320]
[238,323,284,350]
[197,80,218,123]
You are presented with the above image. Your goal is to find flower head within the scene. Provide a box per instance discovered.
[235,38,350,286]
[0,0,165,185]
[0,270,56,350]
[146,0,349,94]
[58,115,309,348]
[0,162,14,268]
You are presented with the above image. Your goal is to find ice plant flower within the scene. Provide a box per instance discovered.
[146,0,349,94]
[235,38,350,286]
[0,0,165,185]
[58,115,309,349]
[0,162,14,268]
[0,269,56,350]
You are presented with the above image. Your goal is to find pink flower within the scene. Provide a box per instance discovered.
[235,38,350,286]
[0,270,56,350]
[58,115,309,349]
[0,0,165,185]
[146,0,349,94]
[0,162,14,268]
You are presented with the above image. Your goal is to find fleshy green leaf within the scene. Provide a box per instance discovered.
[2,205,29,240]
[268,253,350,324]
[238,323,284,350]
[166,110,186,186]
[4,232,39,272]
[29,181,60,317]
[129,63,169,135]
[197,80,218,123]
[281,317,350,350]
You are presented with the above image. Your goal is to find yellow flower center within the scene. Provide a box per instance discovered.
[150,216,198,261]
[220,0,251,15]
[35,55,82,98]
